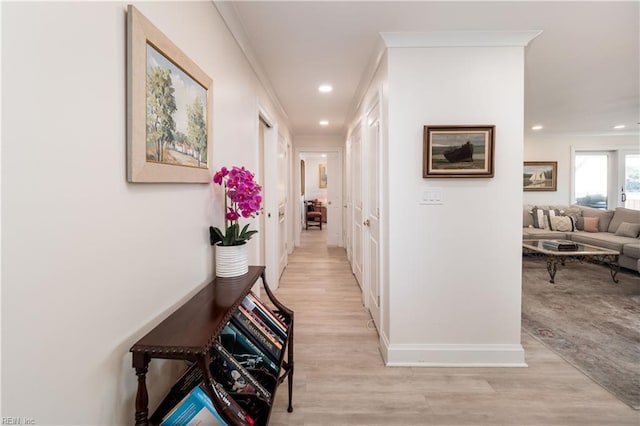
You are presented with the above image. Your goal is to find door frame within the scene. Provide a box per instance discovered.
[294,146,344,248]
[258,104,279,290]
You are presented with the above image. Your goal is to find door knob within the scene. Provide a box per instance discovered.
[363,219,370,226]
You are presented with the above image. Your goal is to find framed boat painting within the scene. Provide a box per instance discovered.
[523,161,557,191]
[423,125,495,178]
[127,5,213,183]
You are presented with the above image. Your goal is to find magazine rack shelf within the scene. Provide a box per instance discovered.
[130,266,294,426]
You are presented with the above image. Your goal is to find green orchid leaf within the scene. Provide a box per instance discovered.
[210,226,224,245]
[242,230,258,239]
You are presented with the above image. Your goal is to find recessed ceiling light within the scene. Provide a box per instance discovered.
[318,84,333,93]
[531,125,543,131]
[613,124,626,129]
[319,120,329,126]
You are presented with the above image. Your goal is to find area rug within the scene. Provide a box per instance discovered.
[521,257,640,410]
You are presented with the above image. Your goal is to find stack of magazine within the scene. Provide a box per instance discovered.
[542,240,578,251]
[151,291,289,426]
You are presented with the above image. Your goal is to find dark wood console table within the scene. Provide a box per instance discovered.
[130,266,294,425]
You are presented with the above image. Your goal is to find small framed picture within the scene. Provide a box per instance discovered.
[423,125,495,178]
[319,163,327,188]
[523,161,557,191]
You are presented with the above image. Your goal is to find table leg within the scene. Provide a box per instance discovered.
[287,318,294,413]
[132,353,150,426]
[607,255,620,283]
[546,256,558,284]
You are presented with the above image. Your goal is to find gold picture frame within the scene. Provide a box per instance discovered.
[127,5,213,183]
[523,161,557,191]
[423,125,495,178]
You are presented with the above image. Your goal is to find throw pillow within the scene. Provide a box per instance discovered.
[583,216,599,233]
[531,207,560,230]
[559,207,582,225]
[574,205,614,232]
[550,215,575,232]
[614,222,640,238]
[607,207,640,233]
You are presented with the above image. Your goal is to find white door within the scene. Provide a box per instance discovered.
[364,102,381,330]
[326,152,341,246]
[350,125,363,290]
[258,120,266,268]
[277,134,288,277]
[259,113,278,290]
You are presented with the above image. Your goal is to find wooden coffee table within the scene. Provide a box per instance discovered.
[522,239,620,284]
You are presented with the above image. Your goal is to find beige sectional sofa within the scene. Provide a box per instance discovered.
[523,205,640,272]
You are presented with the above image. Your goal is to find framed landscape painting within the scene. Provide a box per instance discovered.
[127,5,213,183]
[423,125,495,178]
[523,161,557,191]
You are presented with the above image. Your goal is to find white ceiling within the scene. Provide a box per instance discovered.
[216,1,639,140]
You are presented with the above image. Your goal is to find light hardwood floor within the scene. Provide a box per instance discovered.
[268,228,639,425]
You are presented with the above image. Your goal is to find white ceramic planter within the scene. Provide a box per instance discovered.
[215,243,248,277]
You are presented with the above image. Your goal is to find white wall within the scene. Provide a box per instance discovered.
[383,45,526,366]
[1,2,289,424]
[523,134,638,206]
[294,134,344,148]
[302,157,327,201]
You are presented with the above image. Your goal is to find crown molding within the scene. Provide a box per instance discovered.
[213,1,290,128]
[380,30,543,48]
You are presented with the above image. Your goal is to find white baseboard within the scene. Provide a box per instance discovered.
[383,343,527,367]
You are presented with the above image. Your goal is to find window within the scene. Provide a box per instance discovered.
[623,154,640,210]
[574,153,609,209]
[573,149,640,211]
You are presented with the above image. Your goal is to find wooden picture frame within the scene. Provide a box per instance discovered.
[523,161,557,191]
[318,163,327,188]
[127,5,213,183]
[423,125,495,178]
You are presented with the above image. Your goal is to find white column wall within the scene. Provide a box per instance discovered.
[384,46,526,366]
[1,2,289,424]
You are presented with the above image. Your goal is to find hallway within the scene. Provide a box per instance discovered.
[267,230,638,425]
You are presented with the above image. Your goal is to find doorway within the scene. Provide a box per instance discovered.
[294,147,344,248]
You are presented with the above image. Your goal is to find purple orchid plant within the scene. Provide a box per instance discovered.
[209,166,262,246]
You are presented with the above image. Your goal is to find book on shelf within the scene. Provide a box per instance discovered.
[237,304,284,347]
[160,384,228,426]
[210,341,272,402]
[151,364,254,426]
[208,380,255,426]
[219,322,280,377]
[150,363,205,424]
[230,309,282,364]
[243,293,288,338]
